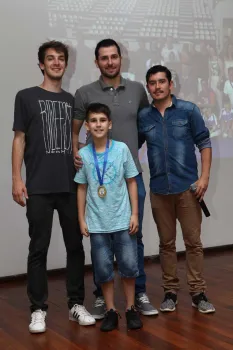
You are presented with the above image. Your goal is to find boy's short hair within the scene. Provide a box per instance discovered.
[86,103,111,121]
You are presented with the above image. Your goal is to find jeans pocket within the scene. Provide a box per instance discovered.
[178,190,197,208]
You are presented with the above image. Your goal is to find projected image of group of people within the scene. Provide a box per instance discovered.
[48,0,233,140]
[136,37,233,141]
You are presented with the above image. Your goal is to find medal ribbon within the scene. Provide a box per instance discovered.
[92,139,110,186]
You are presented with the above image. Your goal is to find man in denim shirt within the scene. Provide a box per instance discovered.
[138,65,215,314]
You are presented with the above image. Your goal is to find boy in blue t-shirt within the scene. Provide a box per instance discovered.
[74,102,143,332]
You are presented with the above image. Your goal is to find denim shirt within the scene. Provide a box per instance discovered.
[138,95,211,195]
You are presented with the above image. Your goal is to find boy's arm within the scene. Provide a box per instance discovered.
[12,131,28,207]
[126,177,139,235]
[77,183,89,237]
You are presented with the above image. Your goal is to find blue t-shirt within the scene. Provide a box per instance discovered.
[74,140,139,233]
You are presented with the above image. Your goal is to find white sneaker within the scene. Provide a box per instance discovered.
[29,310,46,333]
[69,304,96,326]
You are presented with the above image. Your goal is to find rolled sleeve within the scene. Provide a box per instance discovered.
[190,105,212,151]
[197,137,211,151]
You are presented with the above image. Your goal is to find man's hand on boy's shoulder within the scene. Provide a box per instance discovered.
[74,151,83,171]
[129,214,139,235]
[80,220,89,237]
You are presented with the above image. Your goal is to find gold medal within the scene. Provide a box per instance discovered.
[98,185,107,198]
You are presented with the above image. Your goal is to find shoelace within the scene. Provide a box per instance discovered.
[31,310,45,324]
[126,306,139,319]
[138,294,150,304]
[94,297,105,308]
[73,305,91,318]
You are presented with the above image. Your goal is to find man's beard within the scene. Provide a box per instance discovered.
[101,68,120,79]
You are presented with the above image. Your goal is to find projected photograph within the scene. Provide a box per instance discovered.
[47,0,233,156]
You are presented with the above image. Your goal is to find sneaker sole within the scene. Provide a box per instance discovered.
[92,314,105,320]
[127,324,143,330]
[69,314,96,326]
[101,325,118,332]
[137,308,159,316]
[29,327,46,334]
[159,307,176,312]
[192,303,216,314]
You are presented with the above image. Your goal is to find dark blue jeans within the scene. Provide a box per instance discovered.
[90,229,139,284]
[92,173,146,297]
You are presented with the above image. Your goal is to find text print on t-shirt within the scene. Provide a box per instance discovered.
[38,100,72,154]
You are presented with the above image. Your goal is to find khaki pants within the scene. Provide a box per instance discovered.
[151,190,206,294]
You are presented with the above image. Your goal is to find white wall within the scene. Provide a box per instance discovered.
[0,0,232,277]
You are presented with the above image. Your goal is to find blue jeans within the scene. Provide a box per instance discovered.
[93,173,146,296]
[90,230,139,284]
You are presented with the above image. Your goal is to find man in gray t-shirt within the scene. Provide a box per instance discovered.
[73,38,158,318]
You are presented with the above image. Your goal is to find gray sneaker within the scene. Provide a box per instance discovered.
[160,292,177,312]
[192,293,215,314]
[91,296,106,320]
[135,293,159,316]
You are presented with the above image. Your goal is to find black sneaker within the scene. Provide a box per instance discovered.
[126,306,143,330]
[192,293,215,314]
[160,292,177,312]
[100,309,119,332]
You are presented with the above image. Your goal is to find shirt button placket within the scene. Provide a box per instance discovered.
[113,89,119,106]
[163,114,171,193]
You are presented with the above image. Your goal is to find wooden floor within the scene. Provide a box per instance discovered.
[1,250,233,350]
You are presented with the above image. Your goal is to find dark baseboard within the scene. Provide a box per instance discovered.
[144,243,233,262]
[1,244,232,283]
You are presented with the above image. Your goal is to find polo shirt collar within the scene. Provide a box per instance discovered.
[98,75,126,90]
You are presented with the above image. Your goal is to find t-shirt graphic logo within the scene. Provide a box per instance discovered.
[92,161,116,185]
[39,100,72,154]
